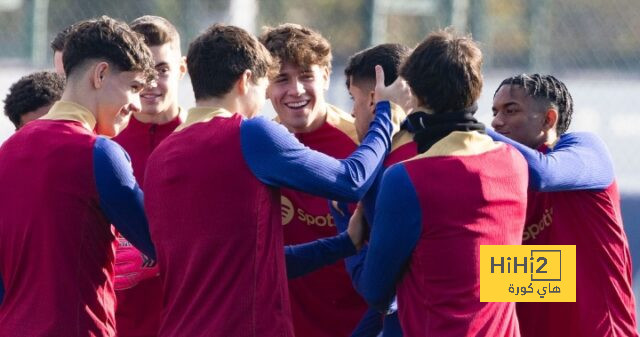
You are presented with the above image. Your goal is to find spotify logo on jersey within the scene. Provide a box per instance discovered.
[281,196,295,225]
[280,195,335,227]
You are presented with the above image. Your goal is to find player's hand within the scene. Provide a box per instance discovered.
[346,205,366,251]
[329,200,351,233]
[373,65,413,111]
[114,236,159,290]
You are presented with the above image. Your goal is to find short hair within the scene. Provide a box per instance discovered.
[4,71,65,128]
[130,15,181,50]
[495,74,574,135]
[187,24,275,100]
[400,28,483,113]
[62,16,156,83]
[344,43,410,89]
[259,23,332,71]
[50,24,73,52]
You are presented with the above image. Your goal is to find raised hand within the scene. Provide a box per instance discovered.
[373,65,413,112]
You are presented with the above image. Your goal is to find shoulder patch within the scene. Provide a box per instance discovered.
[325,104,359,145]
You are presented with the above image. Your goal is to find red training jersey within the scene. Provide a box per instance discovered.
[279,105,368,337]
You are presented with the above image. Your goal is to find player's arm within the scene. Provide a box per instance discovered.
[346,164,422,312]
[242,66,411,202]
[241,101,391,202]
[93,137,156,260]
[285,202,366,278]
[488,130,615,191]
[285,231,355,279]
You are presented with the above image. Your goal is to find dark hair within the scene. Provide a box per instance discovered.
[495,74,574,135]
[400,28,483,113]
[259,23,332,71]
[187,24,274,100]
[62,16,156,83]
[345,43,410,89]
[130,15,181,49]
[4,71,65,128]
[50,24,74,52]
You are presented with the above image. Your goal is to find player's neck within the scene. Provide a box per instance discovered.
[543,129,559,148]
[195,95,245,117]
[60,84,97,118]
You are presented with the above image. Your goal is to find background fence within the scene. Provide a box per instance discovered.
[1,0,639,322]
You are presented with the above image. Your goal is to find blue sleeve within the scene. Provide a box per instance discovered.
[285,231,356,279]
[241,101,393,202]
[360,169,383,225]
[348,164,422,311]
[381,312,404,337]
[487,130,615,191]
[350,307,383,337]
[93,137,156,260]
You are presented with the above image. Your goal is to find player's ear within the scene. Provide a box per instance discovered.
[92,62,110,89]
[543,107,558,132]
[322,66,330,91]
[368,89,376,112]
[237,69,252,95]
[178,56,187,80]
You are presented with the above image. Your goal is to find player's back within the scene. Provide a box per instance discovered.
[395,131,527,337]
[144,110,293,337]
[0,119,116,336]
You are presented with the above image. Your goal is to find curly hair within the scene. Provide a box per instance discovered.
[259,23,332,72]
[495,74,574,135]
[400,28,483,113]
[4,71,65,128]
[50,24,74,52]
[187,24,275,100]
[63,16,156,83]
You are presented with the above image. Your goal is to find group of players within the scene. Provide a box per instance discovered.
[0,14,637,337]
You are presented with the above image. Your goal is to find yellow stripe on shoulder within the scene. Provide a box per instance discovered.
[391,129,414,153]
[409,131,503,160]
[175,107,235,132]
[325,104,360,145]
[41,100,97,132]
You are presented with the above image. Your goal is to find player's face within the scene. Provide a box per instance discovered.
[492,84,547,149]
[96,69,145,137]
[245,76,269,118]
[139,43,185,118]
[53,51,65,75]
[267,61,329,133]
[348,79,376,142]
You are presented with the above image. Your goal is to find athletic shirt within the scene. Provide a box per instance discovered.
[351,111,418,337]
[347,131,528,337]
[144,103,392,337]
[488,131,638,337]
[0,101,155,337]
[279,104,368,337]
[112,113,182,337]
